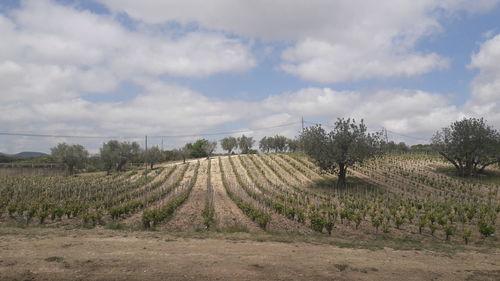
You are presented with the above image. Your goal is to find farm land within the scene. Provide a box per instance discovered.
[0,153,499,280]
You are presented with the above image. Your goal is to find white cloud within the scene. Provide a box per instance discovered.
[280,39,449,83]
[263,88,359,118]
[467,33,500,127]
[97,0,498,83]
[0,0,255,103]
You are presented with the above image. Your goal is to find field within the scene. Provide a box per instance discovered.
[0,153,499,280]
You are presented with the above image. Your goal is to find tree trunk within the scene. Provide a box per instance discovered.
[337,164,347,189]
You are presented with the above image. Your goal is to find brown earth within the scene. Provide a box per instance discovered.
[0,227,498,281]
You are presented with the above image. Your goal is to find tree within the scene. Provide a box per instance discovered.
[272,135,288,152]
[259,137,271,153]
[143,146,164,169]
[220,137,238,154]
[287,138,299,152]
[431,118,500,177]
[186,139,211,158]
[202,141,217,159]
[238,134,255,154]
[300,118,382,188]
[51,143,88,175]
[100,140,140,174]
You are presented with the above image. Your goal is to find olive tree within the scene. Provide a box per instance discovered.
[287,138,299,152]
[100,140,140,174]
[51,143,88,175]
[238,134,255,154]
[202,140,217,159]
[272,135,288,152]
[432,118,500,177]
[143,146,164,169]
[220,137,237,154]
[300,118,382,188]
[259,136,271,153]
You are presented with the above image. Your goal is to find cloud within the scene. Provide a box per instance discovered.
[97,0,498,83]
[0,0,255,99]
[467,33,500,127]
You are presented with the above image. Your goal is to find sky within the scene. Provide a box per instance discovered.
[0,0,499,154]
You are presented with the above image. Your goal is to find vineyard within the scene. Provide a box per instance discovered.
[0,153,499,245]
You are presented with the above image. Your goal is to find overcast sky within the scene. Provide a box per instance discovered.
[1,0,499,153]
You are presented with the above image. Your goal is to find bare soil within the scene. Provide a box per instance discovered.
[0,227,498,281]
[162,160,207,231]
[210,157,262,232]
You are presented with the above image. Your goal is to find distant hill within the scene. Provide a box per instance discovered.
[13,151,49,158]
[0,151,49,159]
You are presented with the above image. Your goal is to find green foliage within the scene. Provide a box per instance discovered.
[432,118,500,177]
[310,212,326,232]
[51,143,89,175]
[299,118,382,188]
[142,161,200,228]
[220,137,238,154]
[142,146,164,169]
[186,139,213,158]
[100,140,140,173]
[237,135,255,154]
[478,220,495,237]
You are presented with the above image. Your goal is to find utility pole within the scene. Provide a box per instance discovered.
[301,116,304,132]
[145,135,148,171]
[161,137,164,151]
[384,128,388,143]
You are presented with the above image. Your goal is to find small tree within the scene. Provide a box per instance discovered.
[100,140,140,174]
[286,138,299,152]
[432,118,500,177]
[259,137,271,153]
[143,146,164,169]
[238,134,255,154]
[272,135,288,152]
[186,139,210,158]
[51,143,88,175]
[220,137,237,154]
[202,141,217,159]
[300,118,382,188]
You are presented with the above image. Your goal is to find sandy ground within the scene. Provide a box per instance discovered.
[210,158,263,232]
[0,227,498,281]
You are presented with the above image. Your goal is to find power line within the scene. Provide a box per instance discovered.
[302,120,429,142]
[0,121,301,140]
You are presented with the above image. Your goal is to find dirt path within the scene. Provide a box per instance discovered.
[0,228,498,281]
[162,160,207,231]
[211,157,262,232]
[221,157,312,234]
[278,154,324,180]
[121,164,189,227]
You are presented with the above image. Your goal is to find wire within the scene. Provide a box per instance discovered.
[0,121,301,140]
[303,120,429,141]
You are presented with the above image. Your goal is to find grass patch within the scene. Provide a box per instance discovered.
[435,166,500,185]
[45,256,64,263]
[334,263,349,271]
[105,222,125,230]
[308,176,381,194]
[217,224,249,233]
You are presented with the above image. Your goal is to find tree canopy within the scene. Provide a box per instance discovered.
[259,135,299,153]
[186,139,212,158]
[431,117,500,177]
[300,118,382,188]
[202,140,217,159]
[143,146,164,169]
[100,140,140,173]
[51,143,88,175]
[237,135,255,154]
[220,137,238,154]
